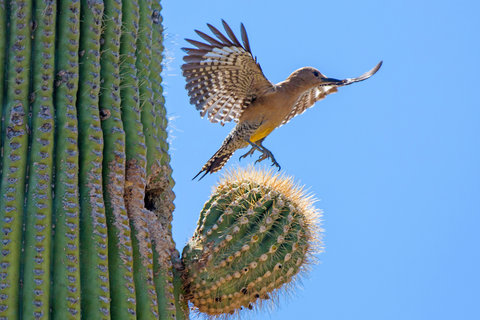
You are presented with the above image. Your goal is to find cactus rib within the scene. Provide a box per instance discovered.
[137,0,160,179]
[0,1,32,318]
[120,0,159,318]
[77,0,111,318]
[22,0,56,318]
[0,0,6,147]
[51,0,82,318]
[99,0,137,318]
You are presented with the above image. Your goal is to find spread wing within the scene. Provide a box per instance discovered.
[182,20,274,125]
[281,61,383,126]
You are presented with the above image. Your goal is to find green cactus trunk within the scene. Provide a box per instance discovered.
[0,1,188,319]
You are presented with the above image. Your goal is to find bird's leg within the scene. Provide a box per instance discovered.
[245,139,281,171]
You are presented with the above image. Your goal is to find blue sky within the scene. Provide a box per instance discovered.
[162,0,480,319]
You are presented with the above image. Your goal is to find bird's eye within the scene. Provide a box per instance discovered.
[313,71,319,77]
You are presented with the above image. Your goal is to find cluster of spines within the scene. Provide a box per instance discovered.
[182,169,321,316]
[0,1,184,319]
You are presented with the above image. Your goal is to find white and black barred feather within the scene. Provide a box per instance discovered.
[182,20,273,125]
[281,85,338,126]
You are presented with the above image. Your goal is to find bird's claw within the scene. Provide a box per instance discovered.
[254,153,268,164]
[239,147,256,161]
[255,150,281,170]
[271,161,281,171]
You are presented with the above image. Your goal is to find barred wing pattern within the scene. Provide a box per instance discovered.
[182,20,273,125]
[281,61,383,126]
[281,86,338,126]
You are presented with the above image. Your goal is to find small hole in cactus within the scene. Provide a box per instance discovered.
[254,293,260,299]
[241,287,248,295]
[99,109,111,120]
[248,304,253,310]
[215,297,222,302]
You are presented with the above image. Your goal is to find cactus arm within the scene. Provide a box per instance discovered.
[120,0,160,318]
[99,0,138,318]
[21,0,56,318]
[182,170,321,316]
[77,0,111,318]
[51,0,82,318]
[0,1,32,318]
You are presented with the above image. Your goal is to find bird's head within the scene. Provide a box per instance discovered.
[287,67,345,88]
[287,61,383,89]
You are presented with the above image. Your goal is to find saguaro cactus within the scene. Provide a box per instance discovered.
[0,0,186,319]
[0,1,322,319]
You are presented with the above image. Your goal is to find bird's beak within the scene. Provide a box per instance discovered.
[320,77,345,86]
[321,61,383,87]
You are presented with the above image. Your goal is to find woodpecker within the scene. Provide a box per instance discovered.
[182,20,382,180]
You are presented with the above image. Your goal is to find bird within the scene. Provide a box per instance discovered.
[182,20,382,180]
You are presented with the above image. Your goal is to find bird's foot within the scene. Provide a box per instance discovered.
[245,139,281,171]
[255,148,281,171]
[239,146,256,161]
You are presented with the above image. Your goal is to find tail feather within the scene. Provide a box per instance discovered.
[193,149,234,180]
[193,122,257,180]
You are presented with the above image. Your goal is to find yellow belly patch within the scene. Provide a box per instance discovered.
[250,126,275,142]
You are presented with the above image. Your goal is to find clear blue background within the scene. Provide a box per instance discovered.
[161,0,480,319]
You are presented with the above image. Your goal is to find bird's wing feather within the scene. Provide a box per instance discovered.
[182,20,273,125]
[280,86,338,126]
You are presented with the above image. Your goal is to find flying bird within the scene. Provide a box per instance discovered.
[182,20,382,180]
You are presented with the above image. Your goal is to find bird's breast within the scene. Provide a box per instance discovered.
[250,125,275,142]
[240,90,301,142]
